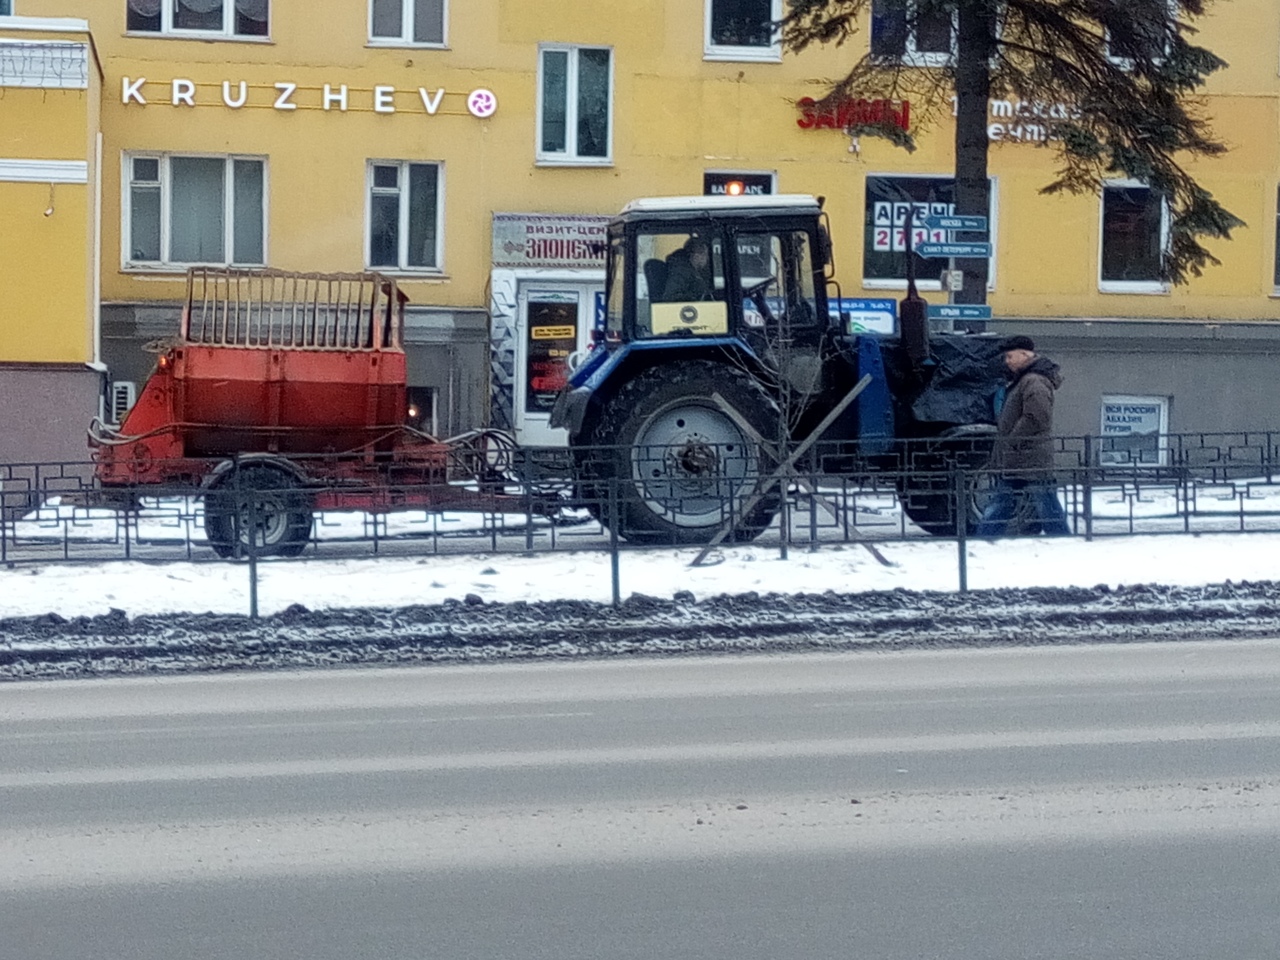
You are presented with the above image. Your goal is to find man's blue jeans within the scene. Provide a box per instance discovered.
[976,477,1071,538]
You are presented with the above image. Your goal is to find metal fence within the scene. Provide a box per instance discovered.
[4,431,1280,614]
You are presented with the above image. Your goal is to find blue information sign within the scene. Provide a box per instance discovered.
[927,304,993,320]
[916,242,993,258]
[830,297,896,334]
[921,214,988,232]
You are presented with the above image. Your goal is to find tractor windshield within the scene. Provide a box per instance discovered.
[736,229,819,332]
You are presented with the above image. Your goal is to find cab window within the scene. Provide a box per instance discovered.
[737,230,818,331]
[634,230,729,338]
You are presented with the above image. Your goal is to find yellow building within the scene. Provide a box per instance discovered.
[0,12,101,464]
[3,0,1279,462]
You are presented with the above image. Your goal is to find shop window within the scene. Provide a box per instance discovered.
[1100,395,1169,467]
[406,387,437,435]
[367,161,442,272]
[124,153,265,268]
[126,0,269,39]
[538,45,612,165]
[1106,0,1174,66]
[870,0,955,66]
[369,0,445,46]
[1100,181,1168,292]
[705,0,781,61]
[863,174,994,289]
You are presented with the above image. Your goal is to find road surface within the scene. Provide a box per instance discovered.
[3,639,1280,959]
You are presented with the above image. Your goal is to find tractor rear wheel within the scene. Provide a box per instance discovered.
[203,465,314,559]
[895,426,997,536]
[579,361,781,545]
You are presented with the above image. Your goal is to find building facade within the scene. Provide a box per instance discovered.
[2,0,1280,467]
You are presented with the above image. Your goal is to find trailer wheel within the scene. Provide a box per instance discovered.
[203,466,314,559]
[580,361,781,545]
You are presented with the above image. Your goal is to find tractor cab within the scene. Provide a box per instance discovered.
[600,195,834,353]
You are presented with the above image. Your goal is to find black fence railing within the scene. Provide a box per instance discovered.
[4,431,1280,612]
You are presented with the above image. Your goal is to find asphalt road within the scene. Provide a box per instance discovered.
[3,640,1280,959]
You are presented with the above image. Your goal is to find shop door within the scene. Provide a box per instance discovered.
[514,283,601,446]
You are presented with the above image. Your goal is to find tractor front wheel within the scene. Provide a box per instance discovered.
[579,361,781,545]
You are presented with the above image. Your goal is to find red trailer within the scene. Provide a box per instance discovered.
[90,268,538,557]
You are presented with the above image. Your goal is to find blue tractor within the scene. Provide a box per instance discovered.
[549,194,1004,544]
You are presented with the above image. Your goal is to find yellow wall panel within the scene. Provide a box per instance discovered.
[0,182,91,362]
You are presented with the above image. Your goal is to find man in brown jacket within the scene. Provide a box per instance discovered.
[976,335,1071,536]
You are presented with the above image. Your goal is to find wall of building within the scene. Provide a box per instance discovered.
[3,1,1280,462]
[0,19,100,364]
[11,0,1270,324]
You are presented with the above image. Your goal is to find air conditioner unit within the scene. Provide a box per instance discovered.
[108,381,137,425]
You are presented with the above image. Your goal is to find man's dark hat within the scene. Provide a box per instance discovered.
[998,335,1035,353]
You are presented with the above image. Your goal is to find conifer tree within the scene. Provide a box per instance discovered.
[782,0,1243,299]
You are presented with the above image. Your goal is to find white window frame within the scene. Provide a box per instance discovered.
[862,172,998,292]
[367,0,447,48]
[1098,178,1170,295]
[365,159,445,275]
[121,152,268,271]
[1099,394,1170,467]
[870,0,956,68]
[1105,0,1176,68]
[124,0,271,41]
[536,44,614,167]
[704,0,782,63]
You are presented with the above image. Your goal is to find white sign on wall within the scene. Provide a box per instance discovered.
[1100,395,1169,466]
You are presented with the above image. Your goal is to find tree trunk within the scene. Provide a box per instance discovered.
[953,0,994,306]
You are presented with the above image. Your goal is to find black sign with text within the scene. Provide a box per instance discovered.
[703,172,774,197]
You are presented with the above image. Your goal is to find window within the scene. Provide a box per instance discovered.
[864,174,995,289]
[369,0,445,46]
[705,0,781,61]
[635,230,728,337]
[538,45,612,165]
[367,161,442,272]
[1100,395,1170,467]
[126,0,269,38]
[870,0,955,66]
[124,154,265,268]
[1105,0,1174,65]
[406,386,437,434]
[1100,181,1168,292]
[1273,185,1280,292]
[738,230,818,331]
[0,2,12,16]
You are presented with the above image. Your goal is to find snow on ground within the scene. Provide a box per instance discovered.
[2,531,1278,620]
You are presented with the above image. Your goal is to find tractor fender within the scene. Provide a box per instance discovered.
[202,454,312,490]
[551,338,767,439]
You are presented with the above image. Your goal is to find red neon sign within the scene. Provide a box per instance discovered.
[796,96,911,132]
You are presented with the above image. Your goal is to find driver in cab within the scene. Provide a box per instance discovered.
[662,237,715,302]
